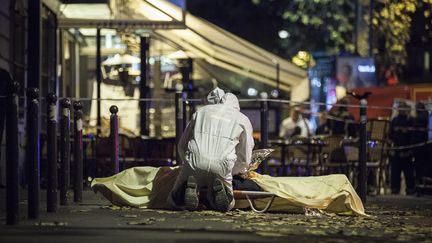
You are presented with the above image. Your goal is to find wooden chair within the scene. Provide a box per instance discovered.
[367,140,389,195]
[367,119,390,194]
[287,136,323,176]
[320,135,349,176]
[367,118,390,141]
[265,145,284,176]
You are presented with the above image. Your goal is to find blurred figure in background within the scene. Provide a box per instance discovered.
[389,101,415,195]
[279,106,312,139]
[315,112,331,135]
[329,98,357,137]
[0,68,10,188]
[411,102,429,185]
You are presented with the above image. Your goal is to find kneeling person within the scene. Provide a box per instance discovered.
[168,89,254,212]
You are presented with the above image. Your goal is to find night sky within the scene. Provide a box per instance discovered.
[186,0,285,58]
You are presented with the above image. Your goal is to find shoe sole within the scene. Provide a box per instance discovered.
[213,179,230,212]
[184,176,199,211]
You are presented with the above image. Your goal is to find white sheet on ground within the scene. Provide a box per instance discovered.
[91,166,366,216]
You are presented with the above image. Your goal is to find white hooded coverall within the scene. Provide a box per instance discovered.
[170,91,255,210]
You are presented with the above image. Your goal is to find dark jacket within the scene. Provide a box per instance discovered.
[390,114,413,146]
[411,112,429,145]
[329,110,357,137]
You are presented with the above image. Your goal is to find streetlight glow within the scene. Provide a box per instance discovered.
[278,30,290,39]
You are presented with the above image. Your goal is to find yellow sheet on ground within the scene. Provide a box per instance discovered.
[91,166,366,216]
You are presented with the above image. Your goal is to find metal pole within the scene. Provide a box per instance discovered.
[276,63,280,94]
[139,36,149,136]
[60,98,71,205]
[110,106,119,174]
[46,93,58,212]
[96,28,102,136]
[27,88,40,219]
[27,0,41,89]
[6,81,19,225]
[73,101,83,203]
[358,99,368,203]
[260,98,269,174]
[175,90,184,164]
[27,0,42,216]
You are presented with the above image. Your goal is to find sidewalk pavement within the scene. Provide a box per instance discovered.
[0,189,431,242]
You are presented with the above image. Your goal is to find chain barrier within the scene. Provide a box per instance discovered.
[0,96,177,102]
[2,94,430,143]
[1,95,431,111]
[388,140,432,151]
[3,95,430,135]
[2,95,430,135]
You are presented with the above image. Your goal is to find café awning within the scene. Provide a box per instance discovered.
[56,0,309,101]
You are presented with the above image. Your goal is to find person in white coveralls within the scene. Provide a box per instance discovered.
[168,88,255,212]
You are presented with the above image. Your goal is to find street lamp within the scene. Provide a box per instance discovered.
[278,30,290,39]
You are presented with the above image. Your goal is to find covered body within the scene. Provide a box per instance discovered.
[91,166,367,216]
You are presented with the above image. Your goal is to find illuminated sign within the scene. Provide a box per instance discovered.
[336,57,376,89]
[357,65,376,73]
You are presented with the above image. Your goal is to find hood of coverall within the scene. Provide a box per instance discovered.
[206,87,225,104]
[221,93,240,111]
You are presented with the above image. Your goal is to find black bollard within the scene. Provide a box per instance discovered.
[46,92,58,212]
[109,105,119,174]
[73,101,83,203]
[6,81,19,225]
[358,99,368,203]
[27,88,40,219]
[139,36,150,136]
[260,97,269,174]
[175,90,184,164]
[60,98,71,205]
[346,91,371,204]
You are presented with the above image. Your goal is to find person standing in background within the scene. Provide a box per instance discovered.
[279,106,311,139]
[329,98,357,137]
[411,102,429,185]
[389,102,415,195]
[315,112,331,135]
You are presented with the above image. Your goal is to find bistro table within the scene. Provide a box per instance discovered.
[269,137,327,176]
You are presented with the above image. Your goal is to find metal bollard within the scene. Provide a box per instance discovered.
[139,36,150,136]
[60,98,71,205]
[96,28,102,136]
[260,98,269,174]
[27,88,40,219]
[73,101,83,203]
[6,81,20,225]
[358,99,368,203]
[46,92,58,212]
[109,105,119,174]
[175,90,184,164]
